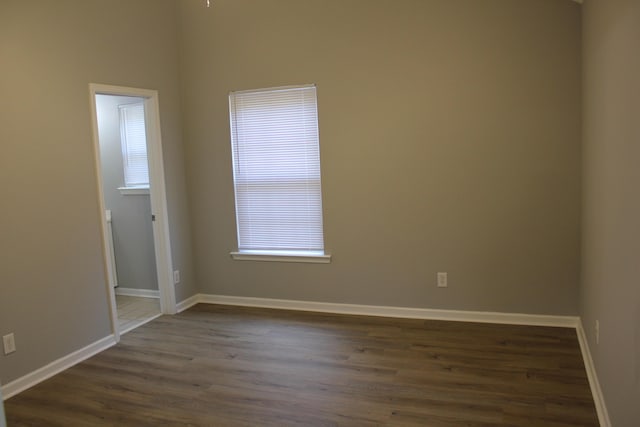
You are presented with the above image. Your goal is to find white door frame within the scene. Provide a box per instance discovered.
[88,83,177,342]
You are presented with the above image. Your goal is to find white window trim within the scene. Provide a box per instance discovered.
[118,186,150,195]
[230,251,331,264]
[229,84,329,262]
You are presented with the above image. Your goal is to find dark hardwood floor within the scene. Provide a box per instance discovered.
[5,304,598,426]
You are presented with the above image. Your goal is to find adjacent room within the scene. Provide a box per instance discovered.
[0,0,638,426]
[95,93,162,333]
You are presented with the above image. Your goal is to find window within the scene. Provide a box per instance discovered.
[229,85,329,263]
[119,102,149,189]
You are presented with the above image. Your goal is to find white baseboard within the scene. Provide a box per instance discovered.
[176,294,201,313]
[115,287,160,299]
[189,294,579,328]
[0,385,5,427]
[1,335,116,400]
[576,320,611,427]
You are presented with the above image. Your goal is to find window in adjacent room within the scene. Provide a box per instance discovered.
[118,102,149,193]
[228,85,329,263]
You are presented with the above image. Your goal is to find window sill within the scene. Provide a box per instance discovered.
[230,251,331,264]
[118,186,150,196]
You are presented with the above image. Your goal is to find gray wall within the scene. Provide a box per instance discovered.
[96,95,158,292]
[581,0,640,425]
[178,0,582,315]
[0,0,196,386]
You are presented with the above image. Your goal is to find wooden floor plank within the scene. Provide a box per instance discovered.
[5,304,598,426]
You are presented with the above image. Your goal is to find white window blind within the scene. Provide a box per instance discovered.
[119,102,149,187]
[229,85,325,256]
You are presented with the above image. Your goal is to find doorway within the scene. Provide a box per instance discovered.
[89,84,176,341]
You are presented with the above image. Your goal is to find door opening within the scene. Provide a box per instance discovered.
[89,84,176,341]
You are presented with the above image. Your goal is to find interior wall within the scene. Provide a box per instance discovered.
[96,95,158,292]
[178,0,582,315]
[581,0,640,425]
[0,0,195,386]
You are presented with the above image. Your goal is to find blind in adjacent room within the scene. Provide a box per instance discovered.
[119,102,149,187]
[229,85,325,255]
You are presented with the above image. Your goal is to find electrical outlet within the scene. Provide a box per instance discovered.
[595,320,600,345]
[437,272,448,288]
[3,333,16,355]
[173,270,181,285]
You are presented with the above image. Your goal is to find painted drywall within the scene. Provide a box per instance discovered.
[581,0,640,425]
[0,0,195,386]
[178,0,582,315]
[96,94,158,292]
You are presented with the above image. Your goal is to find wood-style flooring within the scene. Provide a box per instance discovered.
[5,304,598,426]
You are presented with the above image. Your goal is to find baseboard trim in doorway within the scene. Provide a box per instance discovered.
[115,288,160,298]
[189,293,579,328]
[1,335,116,400]
[576,320,612,427]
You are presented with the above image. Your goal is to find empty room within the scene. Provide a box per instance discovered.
[0,0,638,426]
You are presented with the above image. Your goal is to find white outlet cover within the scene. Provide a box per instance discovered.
[437,272,448,287]
[3,333,16,355]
